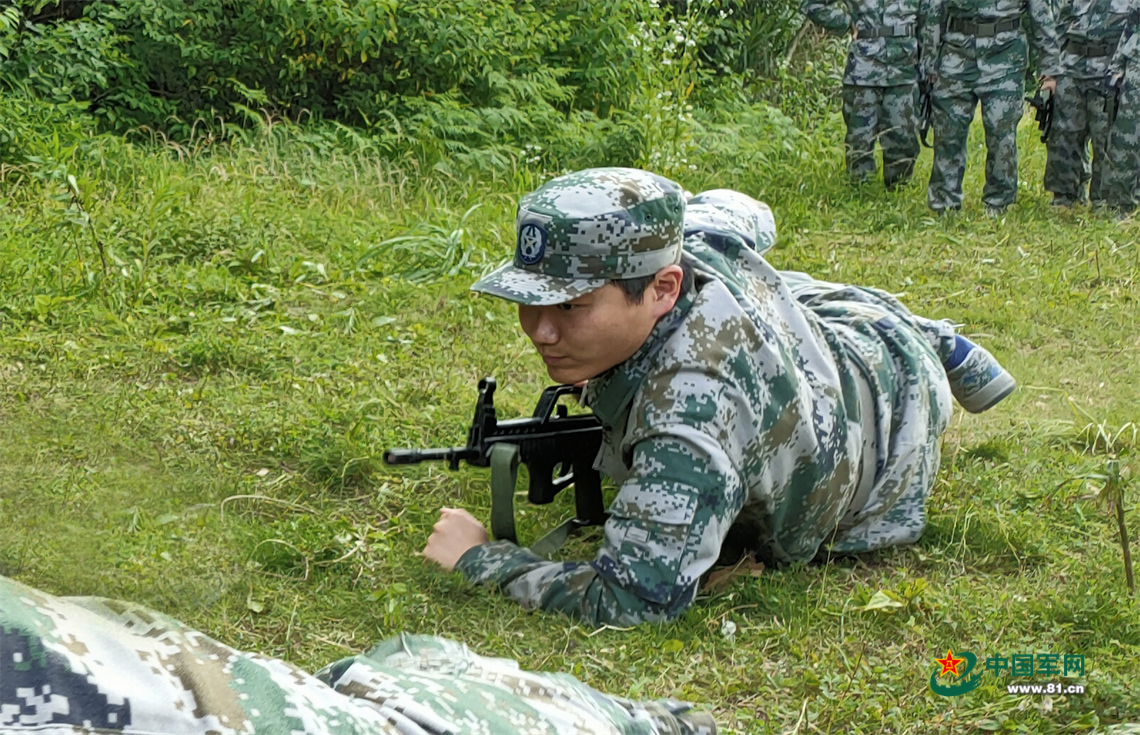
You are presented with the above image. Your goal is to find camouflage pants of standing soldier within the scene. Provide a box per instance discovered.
[1045,75,1113,205]
[1105,71,1140,212]
[928,76,1024,211]
[0,575,716,734]
[843,83,921,188]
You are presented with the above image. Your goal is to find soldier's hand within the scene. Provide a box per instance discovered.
[1041,76,1057,95]
[1111,72,1124,88]
[423,507,490,571]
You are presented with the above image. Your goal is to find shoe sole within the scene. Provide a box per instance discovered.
[957,372,1017,414]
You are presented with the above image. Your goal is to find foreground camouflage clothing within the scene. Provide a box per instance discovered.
[0,575,715,734]
[1106,14,1140,211]
[924,0,1061,210]
[1045,0,1135,204]
[459,191,954,626]
[802,0,936,185]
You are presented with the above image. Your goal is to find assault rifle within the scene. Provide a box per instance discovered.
[384,377,607,555]
[1026,87,1054,143]
[1105,73,1124,130]
[919,77,934,148]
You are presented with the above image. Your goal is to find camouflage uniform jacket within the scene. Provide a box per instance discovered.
[801,0,940,84]
[923,0,1062,83]
[0,574,716,734]
[1109,1,1140,74]
[457,233,930,627]
[1057,0,1136,79]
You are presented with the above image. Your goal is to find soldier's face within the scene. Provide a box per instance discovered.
[517,267,683,385]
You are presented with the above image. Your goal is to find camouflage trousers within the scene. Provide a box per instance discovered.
[1105,71,1140,212]
[783,274,954,554]
[0,575,716,734]
[842,83,921,188]
[928,75,1024,211]
[1044,75,1114,205]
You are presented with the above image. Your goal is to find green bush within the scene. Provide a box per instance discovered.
[0,0,843,176]
[0,92,95,170]
[698,0,807,79]
[0,1,654,137]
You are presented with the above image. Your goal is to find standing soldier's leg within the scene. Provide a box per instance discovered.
[844,84,881,184]
[1105,73,1140,213]
[1088,79,1115,205]
[977,81,1024,211]
[880,83,921,189]
[1044,75,1092,206]
[928,79,976,211]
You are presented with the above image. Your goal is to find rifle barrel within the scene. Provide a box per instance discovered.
[383,447,469,465]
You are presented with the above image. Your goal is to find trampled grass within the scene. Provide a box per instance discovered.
[1,109,1139,734]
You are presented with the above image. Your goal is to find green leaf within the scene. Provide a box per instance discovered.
[856,590,904,613]
[246,593,265,614]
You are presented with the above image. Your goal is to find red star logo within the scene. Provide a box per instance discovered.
[935,649,965,677]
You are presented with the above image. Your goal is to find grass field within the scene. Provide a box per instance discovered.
[2,107,1139,734]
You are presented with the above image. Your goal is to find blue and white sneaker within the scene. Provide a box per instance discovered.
[943,335,1017,413]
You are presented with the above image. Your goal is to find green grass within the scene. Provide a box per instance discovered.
[2,107,1139,734]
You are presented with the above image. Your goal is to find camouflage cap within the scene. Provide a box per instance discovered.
[471,167,686,305]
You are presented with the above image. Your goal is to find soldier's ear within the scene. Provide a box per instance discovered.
[648,265,683,318]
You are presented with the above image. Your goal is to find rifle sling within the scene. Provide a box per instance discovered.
[490,442,521,544]
[529,518,581,557]
[488,442,596,557]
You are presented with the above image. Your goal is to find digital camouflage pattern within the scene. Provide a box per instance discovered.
[800,0,937,85]
[471,168,685,306]
[1055,0,1135,81]
[923,0,1061,210]
[682,189,776,256]
[0,574,715,734]
[1106,7,1140,211]
[458,171,958,626]
[1045,0,1136,204]
[842,84,922,186]
[801,0,937,185]
[927,76,1026,210]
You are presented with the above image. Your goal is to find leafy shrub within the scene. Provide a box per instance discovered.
[0,1,654,137]
[697,0,807,79]
[0,1,827,155]
[757,29,848,129]
[0,92,95,170]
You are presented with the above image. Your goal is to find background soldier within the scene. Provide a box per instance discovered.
[1105,8,1140,214]
[924,0,1061,214]
[1045,0,1136,207]
[801,0,937,189]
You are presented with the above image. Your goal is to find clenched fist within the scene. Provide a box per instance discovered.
[422,507,489,571]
